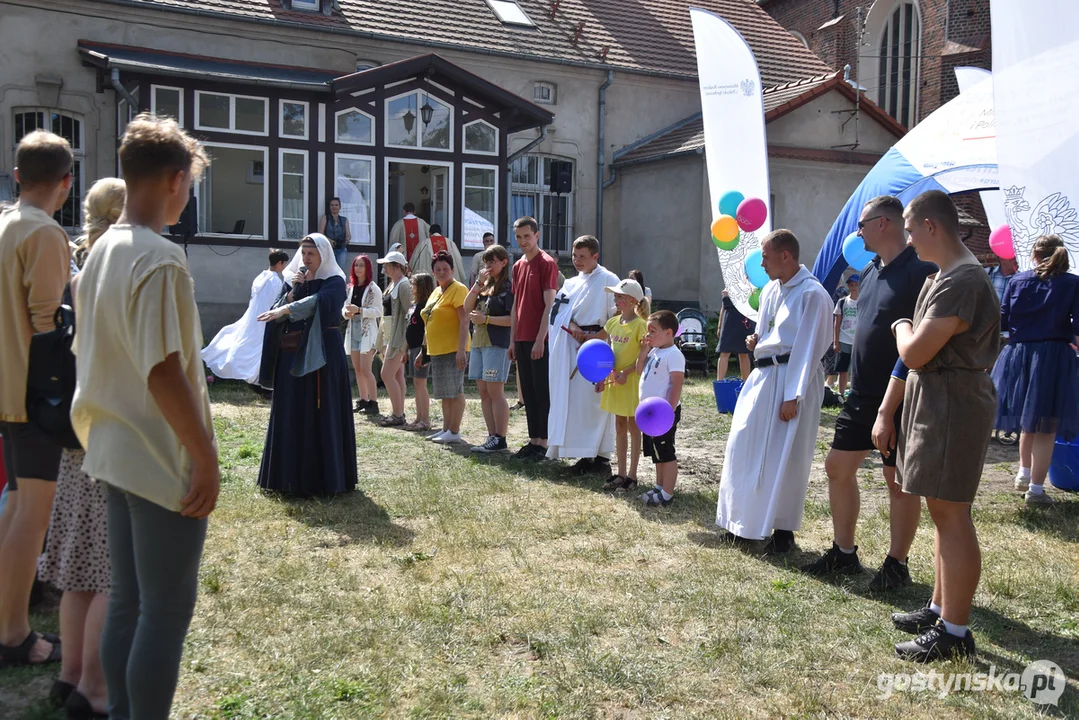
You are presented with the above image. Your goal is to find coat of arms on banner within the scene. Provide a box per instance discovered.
[1004,185,1079,267]
[740,79,755,97]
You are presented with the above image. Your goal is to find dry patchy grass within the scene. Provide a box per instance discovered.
[4,378,1078,719]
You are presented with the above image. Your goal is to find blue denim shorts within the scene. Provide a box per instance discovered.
[468,345,511,383]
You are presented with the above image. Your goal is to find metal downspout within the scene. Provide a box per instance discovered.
[596,70,614,243]
[109,68,139,109]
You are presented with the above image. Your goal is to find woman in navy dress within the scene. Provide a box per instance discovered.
[991,234,1079,506]
[257,233,357,497]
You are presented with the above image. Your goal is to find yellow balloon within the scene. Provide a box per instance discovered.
[711,215,739,244]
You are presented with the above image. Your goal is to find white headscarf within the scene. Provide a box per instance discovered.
[283,232,346,283]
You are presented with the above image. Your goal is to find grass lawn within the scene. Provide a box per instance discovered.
[4,376,1077,719]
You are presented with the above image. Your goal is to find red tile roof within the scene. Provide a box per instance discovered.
[614,72,907,165]
[93,0,832,84]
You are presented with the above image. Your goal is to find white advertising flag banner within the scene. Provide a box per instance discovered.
[992,0,1079,272]
[954,67,1007,232]
[691,7,771,319]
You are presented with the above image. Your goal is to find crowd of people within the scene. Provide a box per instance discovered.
[0,113,1076,720]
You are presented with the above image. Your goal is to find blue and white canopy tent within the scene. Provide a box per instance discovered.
[812,77,998,290]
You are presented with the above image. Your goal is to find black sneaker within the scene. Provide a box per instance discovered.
[353,400,365,414]
[762,529,796,555]
[868,555,912,592]
[515,443,545,460]
[363,400,380,416]
[892,601,940,635]
[570,458,595,475]
[471,435,507,454]
[800,542,864,576]
[894,620,976,663]
[592,457,612,475]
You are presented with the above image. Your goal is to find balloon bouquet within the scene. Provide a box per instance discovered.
[711,190,769,310]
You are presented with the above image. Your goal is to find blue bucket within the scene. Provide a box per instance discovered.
[713,379,743,414]
[1048,438,1079,492]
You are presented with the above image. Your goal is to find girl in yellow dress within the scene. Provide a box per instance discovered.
[597,279,650,490]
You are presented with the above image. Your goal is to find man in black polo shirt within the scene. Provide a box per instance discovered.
[802,195,935,590]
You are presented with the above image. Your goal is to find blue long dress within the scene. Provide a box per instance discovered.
[257,276,357,496]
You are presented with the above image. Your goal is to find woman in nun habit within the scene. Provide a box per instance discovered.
[257,233,357,496]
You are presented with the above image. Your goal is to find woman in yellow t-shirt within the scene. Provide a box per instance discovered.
[418,251,470,444]
[597,279,650,491]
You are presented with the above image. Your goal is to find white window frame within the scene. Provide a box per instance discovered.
[194,91,269,136]
[862,0,922,128]
[462,163,499,250]
[279,148,308,240]
[463,119,499,156]
[12,108,85,231]
[384,90,454,153]
[533,81,557,105]
[337,153,377,247]
[279,99,309,140]
[485,0,535,27]
[510,155,575,253]
[334,107,375,146]
[195,141,269,238]
[383,156,452,245]
[150,84,184,126]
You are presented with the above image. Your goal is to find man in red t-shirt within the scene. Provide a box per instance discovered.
[508,217,559,459]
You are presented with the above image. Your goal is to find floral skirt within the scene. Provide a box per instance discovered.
[38,450,111,594]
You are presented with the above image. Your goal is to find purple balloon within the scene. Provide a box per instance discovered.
[635,396,675,437]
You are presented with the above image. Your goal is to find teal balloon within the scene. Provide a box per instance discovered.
[745,249,769,288]
[719,190,745,218]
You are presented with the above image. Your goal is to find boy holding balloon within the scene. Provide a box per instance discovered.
[637,310,686,507]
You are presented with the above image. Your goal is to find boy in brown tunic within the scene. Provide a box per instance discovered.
[887,190,1000,662]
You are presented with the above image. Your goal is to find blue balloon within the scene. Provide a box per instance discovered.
[576,338,615,383]
[744,248,769,289]
[719,190,745,218]
[842,231,876,270]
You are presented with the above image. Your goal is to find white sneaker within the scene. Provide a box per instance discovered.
[1025,489,1055,506]
[433,432,462,444]
[426,430,448,441]
[1014,473,1031,492]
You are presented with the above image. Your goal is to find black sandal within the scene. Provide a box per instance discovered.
[0,631,62,669]
[65,689,108,719]
[50,680,75,707]
[378,414,406,427]
[602,474,627,490]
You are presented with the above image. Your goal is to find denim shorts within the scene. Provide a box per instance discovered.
[468,345,511,383]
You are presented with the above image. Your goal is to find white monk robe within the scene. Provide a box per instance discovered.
[546,264,621,460]
[716,265,832,539]
[410,232,467,284]
[202,268,284,384]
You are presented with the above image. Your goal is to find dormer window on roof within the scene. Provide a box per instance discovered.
[290,0,319,10]
[485,0,535,28]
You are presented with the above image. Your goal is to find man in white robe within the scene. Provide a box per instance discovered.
[546,235,620,471]
[388,202,430,262]
[716,230,833,554]
[410,223,467,284]
[202,249,289,384]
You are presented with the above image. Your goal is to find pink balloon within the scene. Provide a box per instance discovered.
[989,224,1016,260]
[736,197,768,232]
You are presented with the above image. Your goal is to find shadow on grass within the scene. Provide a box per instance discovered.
[272,490,416,547]
[972,606,1079,679]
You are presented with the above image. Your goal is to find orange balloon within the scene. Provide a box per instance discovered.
[711,215,739,244]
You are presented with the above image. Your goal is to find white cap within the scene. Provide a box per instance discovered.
[604,278,644,303]
[378,250,407,267]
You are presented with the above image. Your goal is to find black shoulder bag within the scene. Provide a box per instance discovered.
[25,284,81,450]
